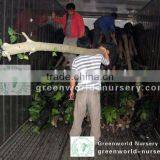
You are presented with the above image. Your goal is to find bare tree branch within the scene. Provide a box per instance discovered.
[1,32,100,61]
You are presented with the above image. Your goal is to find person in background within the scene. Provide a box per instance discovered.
[93,13,117,48]
[69,38,110,143]
[52,3,85,68]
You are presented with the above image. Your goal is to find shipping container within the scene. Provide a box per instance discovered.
[0,0,160,159]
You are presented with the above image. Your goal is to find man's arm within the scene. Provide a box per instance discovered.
[99,46,110,66]
[103,50,109,60]
[69,77,76,100]
[69,59,77,100]
[52,12,65,25]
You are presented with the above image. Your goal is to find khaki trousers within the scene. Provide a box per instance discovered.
[70,90,101,142]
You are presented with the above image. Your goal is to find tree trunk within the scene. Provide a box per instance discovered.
[1,32,100,61]
[122,34,132,70]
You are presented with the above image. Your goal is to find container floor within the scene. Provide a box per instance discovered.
[0,122,159,160]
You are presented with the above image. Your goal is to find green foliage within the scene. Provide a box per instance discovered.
[101,91,136,126]
[53,91,64,101]
[29,101,43,121]
[17,53,29,60]
[8,27,15,35]
[33,126,40,134]
[136,101,151,121]
[64,102,74,124]
[102,106,119,125]
[17,53,24,59]
[118,107,127,115]
[119,92,136,107]
[0,39,3,47]
[8,27,30,60]
[140,111,148,121]
[33,92,41,101]
[10,35,17,43]
[130,98,158,135]
[51,108,60,116]
[28,80,72,132]
[52,48,57,57]
[8,27,17,43]
[23,54,29,60]
[0,39,3,60]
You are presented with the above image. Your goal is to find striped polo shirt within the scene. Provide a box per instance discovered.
[71,54,110,91]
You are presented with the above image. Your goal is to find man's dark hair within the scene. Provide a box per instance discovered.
[124,22,133,34]
[66,3,76,10]
[111,12,118,19]
[77,37,90,49]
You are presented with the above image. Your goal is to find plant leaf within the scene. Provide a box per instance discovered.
[17,53,29,60]
[8,27,14,35]
[52,51,57,57]
[10,35,17,43]
[52,48,57,57]
[0,39,3,47]
[53,91,64,101]
[23,55,29,60]
[140,111,148,121]
[33,126,40,134]
[52,108,60,116]
[17,53,24,59]
[102,106,118,124]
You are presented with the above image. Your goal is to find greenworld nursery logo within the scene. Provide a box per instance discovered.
[70,136,95,157]
[0,65,31,95]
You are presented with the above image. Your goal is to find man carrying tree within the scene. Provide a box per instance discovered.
[53,3,85,67]
[93,13,118,48]
[69,38,110,143]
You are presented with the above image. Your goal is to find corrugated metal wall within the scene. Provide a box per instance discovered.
[135,0,160,69]
[0,0,65,146]
[135,0,160,133]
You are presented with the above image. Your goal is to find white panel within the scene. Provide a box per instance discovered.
[83,18,133,29]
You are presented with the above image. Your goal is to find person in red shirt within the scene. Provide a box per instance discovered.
[53,3,85,67]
